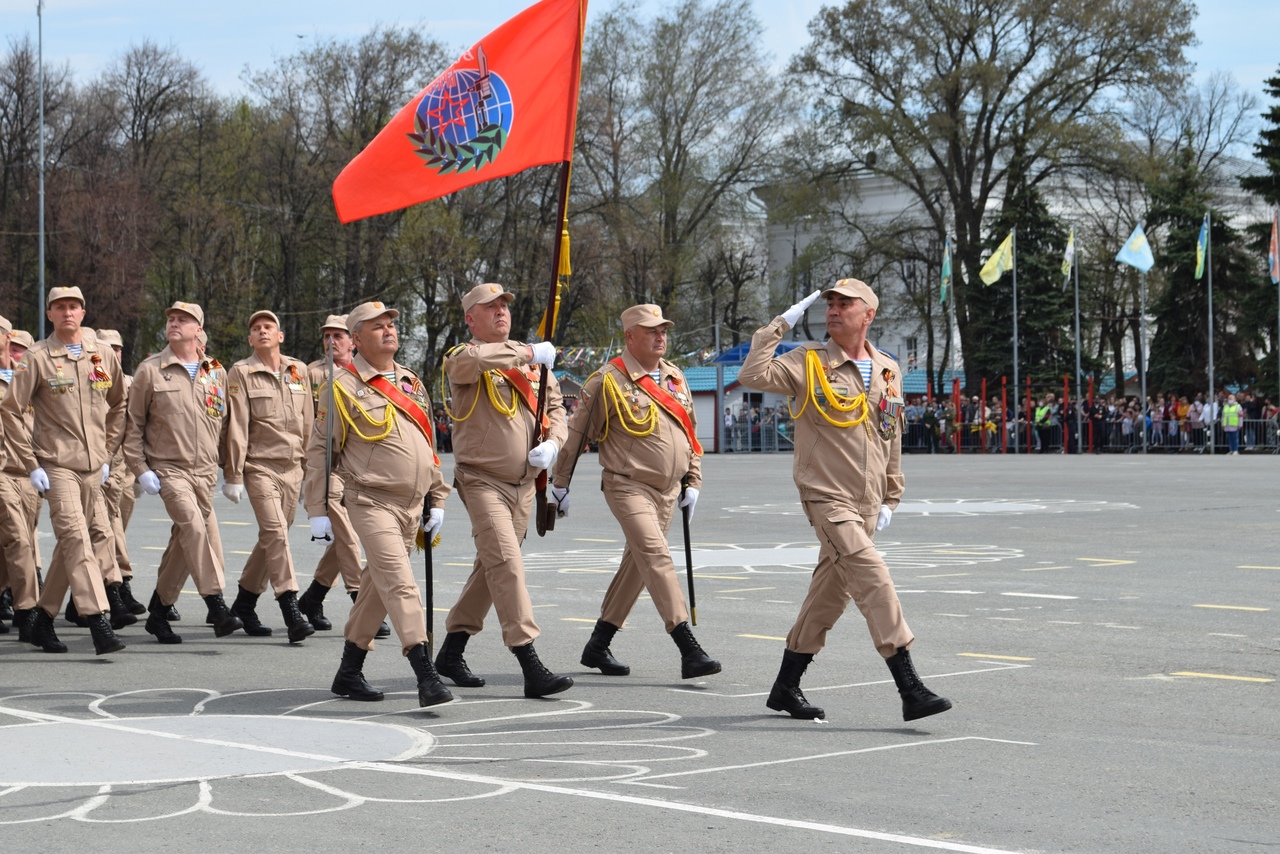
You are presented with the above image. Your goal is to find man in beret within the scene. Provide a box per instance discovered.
[124,301,242,643]
[740,279,951,722]
[222,310,315,643]
[0,287,127,655]
[435,282,572,697]
[551,304,720,680]
[305,301,452,708]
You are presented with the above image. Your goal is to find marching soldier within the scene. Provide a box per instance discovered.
[222,309,315,643]
[95,329,146,615]
[551,304,720,680]
[0,287,127,655]
[436,282,572,698]
[305,301,452,708]
[297,315,384,637]
[6,329,43,588]
[0,315,42,640]
[125,301,243,643]
[739,281,951,722]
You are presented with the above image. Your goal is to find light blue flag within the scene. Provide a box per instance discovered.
[1194,213,1209,280]
[940,237,952,304]
[1116,223,1155,273]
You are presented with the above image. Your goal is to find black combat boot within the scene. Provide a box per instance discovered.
[350,590,390,638]
[330,641,385,701]
[407,642,454,707]
[64,597,88,627]
[14,608,34,643]
[165,603,181,622]
[435,631,485,687]
[0,614,7,634]
[0,588,13,620]
[277,591,315,644]
[230,585,273,636]
[30,608,67,653]
[670,621,721,679]
[581,620,630,675]
[202,593,243,638]
[512,642,573,698]
[106,584,138,630]
[119,579,147,615]
[885,647,952,721]
[145,591,183,644]
[296,580,333,630]
[765,649,825,720]
[86,613,126,655]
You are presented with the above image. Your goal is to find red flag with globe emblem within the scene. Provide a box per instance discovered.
[332,0,587,223]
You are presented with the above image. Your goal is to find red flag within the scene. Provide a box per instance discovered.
[332,0,587,223]
[1269,209,1279,285]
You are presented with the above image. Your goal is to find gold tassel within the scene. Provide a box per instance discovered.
[558,222,572,277]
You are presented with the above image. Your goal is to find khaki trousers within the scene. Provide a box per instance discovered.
[0,472,41,610]
[237,463,303,597]
[445,465,539,648]
[44,487,122,610]
[35,465,109,617]
[312,473,362,591]
[153,468,226,605]
[343,489,427,653]
[598,470,689,632]
[786,496,913,658]
[102,463,136,577]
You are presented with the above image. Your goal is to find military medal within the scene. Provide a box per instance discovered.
[89,353,113,390]
[50,362,74,394]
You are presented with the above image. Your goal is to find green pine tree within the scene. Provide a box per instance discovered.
[1239,63,1280,396]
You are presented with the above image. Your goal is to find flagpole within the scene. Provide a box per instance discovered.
[1140,269,1147,454]
[1207,212,1215,456]
[1011,226,1019,455]
[37,0,46,339]
[1073,230,1082,455]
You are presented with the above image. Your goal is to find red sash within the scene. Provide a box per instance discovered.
[610,358,704,456]
[347,364,441,466]
[497,368,550,431]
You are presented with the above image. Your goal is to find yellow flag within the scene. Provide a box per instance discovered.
[980,231,1014,285]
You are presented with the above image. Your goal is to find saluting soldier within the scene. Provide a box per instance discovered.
[125,301,243,643]
[222,309,315,643]
[305,301,452,708]
[739,281,951,722]
[436,282,572,698]
[0,287,127,655]
[0,315,42,640]
[95,329,146,616]
[551,304,720,680]
[297,314,383,636]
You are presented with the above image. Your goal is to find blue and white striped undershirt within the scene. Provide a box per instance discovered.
[182,363,198,381]
[853,358,873,388]
[0,368,12,384]
[67,343,82,358]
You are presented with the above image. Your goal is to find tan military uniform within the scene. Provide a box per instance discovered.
[306,358,362,593]
[0,332,125,617]
[304,353,448,651]
[124,345,229,605]
[224,352,313,597]
[552,349,701,632]
[444,340,567,647]
[102,373,137,579]
[0,368,41,612]
[738,316,911,657]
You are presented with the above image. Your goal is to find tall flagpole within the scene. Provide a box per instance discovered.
[1073,231,1082,454]
[1140,268,1148,454]
[37,0,46,339]
[1207,212,1215,456]
[1011,226,1019,454]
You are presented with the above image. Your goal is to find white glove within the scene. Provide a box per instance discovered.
[101,463,110,484]
[551,485,570,517]
[528,341,557,370]
[527,440,559,471]
[421,508,444,538]
[781,289,822,328]
[29,467,50,493]
[222,483,243,504]
[679,486,700,521]
[309,516,333,541]
[139,470,162,495]
[876,505,893,531]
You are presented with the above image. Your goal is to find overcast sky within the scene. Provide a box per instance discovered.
[1,1,1276,104]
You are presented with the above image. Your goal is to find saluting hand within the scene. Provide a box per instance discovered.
[781,289,822,328]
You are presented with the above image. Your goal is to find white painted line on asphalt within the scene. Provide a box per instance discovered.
[897,590,984,595]
[676,662,1030,697]
[1208,633,1246,638]
[1001,592,1078,600]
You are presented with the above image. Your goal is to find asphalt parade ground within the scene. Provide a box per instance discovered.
[1,450,1277,853]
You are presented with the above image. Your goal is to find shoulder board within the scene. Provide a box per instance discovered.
[444,343,468,358]
[878,348,898,362]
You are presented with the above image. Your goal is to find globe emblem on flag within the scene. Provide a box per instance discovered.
[409,56,513,176]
